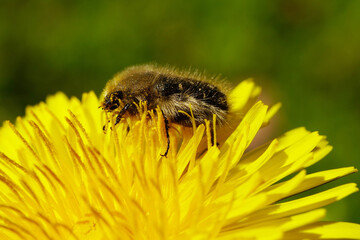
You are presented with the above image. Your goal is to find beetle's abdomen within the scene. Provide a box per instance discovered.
[155,75,228,111]
[154,74,228,126]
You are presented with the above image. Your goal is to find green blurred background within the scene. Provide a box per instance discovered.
[0,0,359,223]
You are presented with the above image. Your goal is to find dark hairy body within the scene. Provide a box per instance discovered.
[101,64,229,156]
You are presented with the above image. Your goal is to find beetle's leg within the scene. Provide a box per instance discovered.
[160,111,170,157]
[115,103,131,125]
[210,122,219,147]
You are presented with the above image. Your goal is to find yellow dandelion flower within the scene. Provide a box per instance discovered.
[0,79,359,240]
